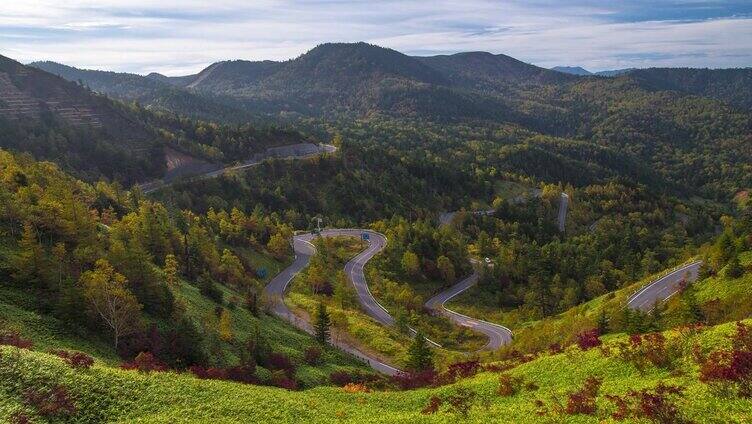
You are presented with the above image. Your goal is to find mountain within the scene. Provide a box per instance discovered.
[1,54,166,183]
[551,66,592,76]
[594,68,634,77]
[30,61,251,122]
[626,67,752,109]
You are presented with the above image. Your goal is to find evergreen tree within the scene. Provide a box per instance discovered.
[406,331,434,372]
[726,255,744,278]
[314,302,331,345]
[596,309,609,335]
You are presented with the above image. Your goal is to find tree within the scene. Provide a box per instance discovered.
[406,331,434,372]
[80,259,142,348]
[267,233,289,259]
[219,309,234,342]
[163,254,179,288]
[401,251,420,277]
[11,221,46,287]
[314,302,331,345]
[332,270,356,308]
[726,255,744,278]
[436,255,455,283]
[596,309,609,335]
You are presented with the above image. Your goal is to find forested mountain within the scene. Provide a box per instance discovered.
[551,66,592,76]
[2,56,311,185]
[626,67,752,110]
[30,61,251,122]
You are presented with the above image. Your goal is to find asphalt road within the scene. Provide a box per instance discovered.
[424,271,513,351]
[627,261,702,312]
[262,229,401,375]
[141,143,336,194]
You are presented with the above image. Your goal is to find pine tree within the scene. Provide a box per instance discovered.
[726,255,744,278]
[164,254,179,288]
[406,331,434,372]
[219,309,234,342]
[314,302,331,345]
[596,309,609,335]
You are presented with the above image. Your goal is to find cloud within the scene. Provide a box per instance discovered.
[0,0,750,74]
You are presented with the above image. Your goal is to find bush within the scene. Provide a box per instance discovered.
[392,369,437,390]
[267,352,295,376]
[189,365,258,384]
[605,382,687,423]
[576,329,601,351]
[51,350,95,370]
[565,376,602,415]
[698,322,752,398]
[498,373,525,397]
[270,370,298,390]
[199,277,223,304]
[342,382,370,393]
[420,387,476,416]
[121,352,168,373]
[304,346,322,365]
[23,385,76,418]
[0,330,33,349]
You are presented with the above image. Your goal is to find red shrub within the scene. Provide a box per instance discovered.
[548,343,564,354]
[698,322,752,398]
[271,374,298,390]
[226,365,257,384]
[576,329,601,351]
[605,382,687,423]
[9,412,31,424]
[421,395,442,414]
[565,376,602,415]
[0,330,33,349]
[497,373,524,397]
[392,369,438,390]
[268,352,295,376]
[304,346,322,365]
[329,370,354,386]
[121,352,167,373]
[23,385,75,417]
[51,350,94,370]
[434,359,481,385]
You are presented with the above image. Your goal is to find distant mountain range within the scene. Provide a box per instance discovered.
[29,43,752,123]
[551,66,635,77]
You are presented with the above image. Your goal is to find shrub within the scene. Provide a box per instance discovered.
[565,376,602,415]
[497,373,525,397]
[267,352,295,376]
[698,322,752,398]
[392,369,437,390]
[23,385,75,417]
[189,365,257,384]
[618,332,679,374]
[329,370,354,386]
[421,395,442,415]
[0,330,33,349]
[51,350,95,370]
[304,346,322,365]
[420,388,476,417]
[9,412,31,424]
[605,382,687,423]
[342,382,370,393]
[121,352,167,373]
[576,329,601,351]
[270,370,298,390]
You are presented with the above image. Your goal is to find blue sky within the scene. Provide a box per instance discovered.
[1,1,750,75]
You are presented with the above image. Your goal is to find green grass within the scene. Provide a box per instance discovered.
[0,287,119,363]
[2,319,751,422]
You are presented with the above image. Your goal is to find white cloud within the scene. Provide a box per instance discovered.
[0,0,750,74]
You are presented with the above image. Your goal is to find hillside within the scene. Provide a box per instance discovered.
[2,316,751,422]
[30,61,252,122]
[551,66,592,76]
[626,67,752,110]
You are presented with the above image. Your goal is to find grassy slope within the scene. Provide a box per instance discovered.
[2,320,751,423]
[450,260,700,355]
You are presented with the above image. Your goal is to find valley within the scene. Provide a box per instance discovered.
[0,37,751,423]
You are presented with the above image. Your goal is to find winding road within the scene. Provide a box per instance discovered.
[627,261,702,312]
[263,229,402,375]
[141,143,336,194]
[424,271,513,351]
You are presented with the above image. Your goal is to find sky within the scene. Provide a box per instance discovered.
[0,1,750,75]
